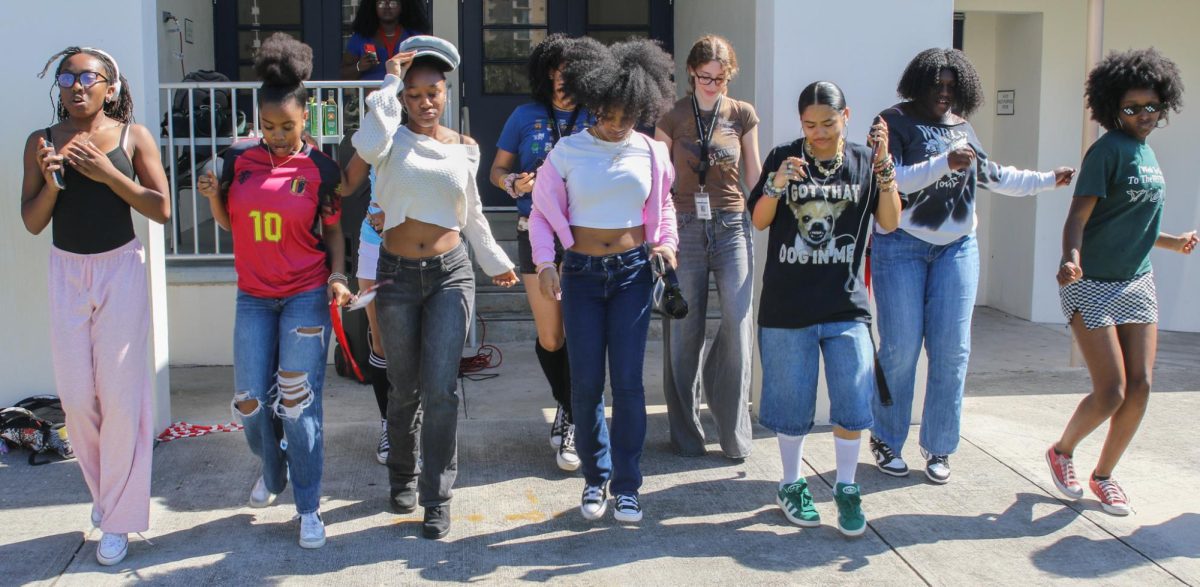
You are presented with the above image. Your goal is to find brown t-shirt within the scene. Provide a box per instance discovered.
[657,95,759,213]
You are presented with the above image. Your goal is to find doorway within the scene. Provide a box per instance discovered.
[459,0,674,208]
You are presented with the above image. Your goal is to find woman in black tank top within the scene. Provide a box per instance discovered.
[20,46,169,567]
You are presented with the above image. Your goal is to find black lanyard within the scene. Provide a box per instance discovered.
[545,104,582,145]
[691,93,723,189]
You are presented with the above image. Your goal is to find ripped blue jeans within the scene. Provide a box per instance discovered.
[233,285,330,515]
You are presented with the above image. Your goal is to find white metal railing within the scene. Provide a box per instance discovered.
[159,79,455,259]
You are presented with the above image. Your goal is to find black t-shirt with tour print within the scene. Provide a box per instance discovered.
[749,139,881,329]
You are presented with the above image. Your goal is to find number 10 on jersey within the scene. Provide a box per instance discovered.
[248,210,282,242]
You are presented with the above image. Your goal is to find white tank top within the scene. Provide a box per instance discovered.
[547,131,652,229]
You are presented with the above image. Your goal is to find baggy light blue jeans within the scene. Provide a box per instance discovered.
[663,211,754,457]
[870,229,979,457]
[233,285,331,515]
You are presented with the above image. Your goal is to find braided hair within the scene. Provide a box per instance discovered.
[38,47,133,124]
[559,37,675,128]
[1085,48,1184,131]
[896,48,984,119]
[255,33,313,107]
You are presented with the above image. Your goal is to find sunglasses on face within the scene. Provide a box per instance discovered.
[1121,103,1165,116]
[56,71,109,89]
[694,74,728,87]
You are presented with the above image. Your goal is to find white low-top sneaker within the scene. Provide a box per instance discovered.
[299,512,326,549]
[90,506,102,528]
[249,476,277,508]
[96,532,128,566]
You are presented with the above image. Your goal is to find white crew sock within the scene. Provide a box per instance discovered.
[835,435,861,485]
[777,433,806,487]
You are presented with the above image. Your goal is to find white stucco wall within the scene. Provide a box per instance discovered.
[956,0,1198,332]
[156,0,216,84]
[672,0,757,107]
[0,0,170,428]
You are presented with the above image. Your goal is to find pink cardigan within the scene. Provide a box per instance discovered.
[528,131,677,266]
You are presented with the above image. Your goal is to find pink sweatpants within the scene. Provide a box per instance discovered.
[49,238,153,534]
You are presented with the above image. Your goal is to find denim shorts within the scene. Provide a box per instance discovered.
[758,321,876,436]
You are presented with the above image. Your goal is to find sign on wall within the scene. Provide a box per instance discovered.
[997,90,1015,115]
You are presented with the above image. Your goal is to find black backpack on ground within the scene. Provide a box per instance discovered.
[161,70,243,138]
[0,396,74,465]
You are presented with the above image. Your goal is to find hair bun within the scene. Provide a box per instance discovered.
[254,33,313,87]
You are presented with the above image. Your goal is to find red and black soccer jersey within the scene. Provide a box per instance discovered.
[220,139,342,298]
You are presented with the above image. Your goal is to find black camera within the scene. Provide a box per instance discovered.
[652,255,689,319]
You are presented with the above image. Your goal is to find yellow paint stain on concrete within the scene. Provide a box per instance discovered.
[464,513,485,523]
[505,511,547,522]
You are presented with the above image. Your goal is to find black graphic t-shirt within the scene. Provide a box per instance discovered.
[749,139,880,329]
[880,105,1054,245]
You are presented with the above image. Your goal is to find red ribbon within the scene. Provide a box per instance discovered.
[157,421,243,442]
[330,300,365,382]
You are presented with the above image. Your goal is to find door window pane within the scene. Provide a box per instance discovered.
[484,0,548,25]
[237,0,302,27]
[484,64,531,94]
[587,0,648,26]
[587,30,649,45]
[485,29,548,60]
[238,30,302,78]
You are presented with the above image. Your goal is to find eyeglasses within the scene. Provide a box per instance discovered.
[378,0,401,6]
[694,74,728,87]
[1121,103,1165,116]
[56,71,109,89]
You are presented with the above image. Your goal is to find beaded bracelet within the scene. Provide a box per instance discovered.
[762,172,787,199]
[503,173,521,199]
[327,272,348,285]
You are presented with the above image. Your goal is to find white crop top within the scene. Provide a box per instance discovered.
[547,131,652,229]
[352,74,513,276]
[374,126,473,232]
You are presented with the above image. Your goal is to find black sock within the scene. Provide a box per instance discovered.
[535,339,572,423]
[369,351,389,419]
[1092,473,1110,481]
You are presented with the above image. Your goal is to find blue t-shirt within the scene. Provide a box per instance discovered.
[346,31,416,81]
[358,169,382,246]
[496,102,594,216]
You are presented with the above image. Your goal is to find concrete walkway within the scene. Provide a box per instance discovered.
[2,308,1198,585]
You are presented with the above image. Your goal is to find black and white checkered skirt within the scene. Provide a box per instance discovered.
[1059,272,1158,330]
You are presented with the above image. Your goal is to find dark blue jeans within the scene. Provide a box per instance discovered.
[560,244,653,496]
[375,242,474,507]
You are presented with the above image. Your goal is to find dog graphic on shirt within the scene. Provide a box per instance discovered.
[788,198,850,253]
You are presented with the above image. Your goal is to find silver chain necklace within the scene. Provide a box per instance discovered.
[590,128,633,164]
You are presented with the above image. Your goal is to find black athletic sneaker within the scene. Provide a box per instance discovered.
[614,494,643,523]
[921,448,951,484]
[580,483,608,520]
[870,436,909,477]
[422,505,451,540]
[550,405,567,449]
[376,419,389,465]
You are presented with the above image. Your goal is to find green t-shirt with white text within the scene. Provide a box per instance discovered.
[1073,130,1164,281]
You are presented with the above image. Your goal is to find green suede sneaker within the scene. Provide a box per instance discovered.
[833,482,866,537]
[776,480,820,527]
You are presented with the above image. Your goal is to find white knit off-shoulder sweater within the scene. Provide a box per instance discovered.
[352,74,513,277]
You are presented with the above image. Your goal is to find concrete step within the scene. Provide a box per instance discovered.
[471,310,724,344]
